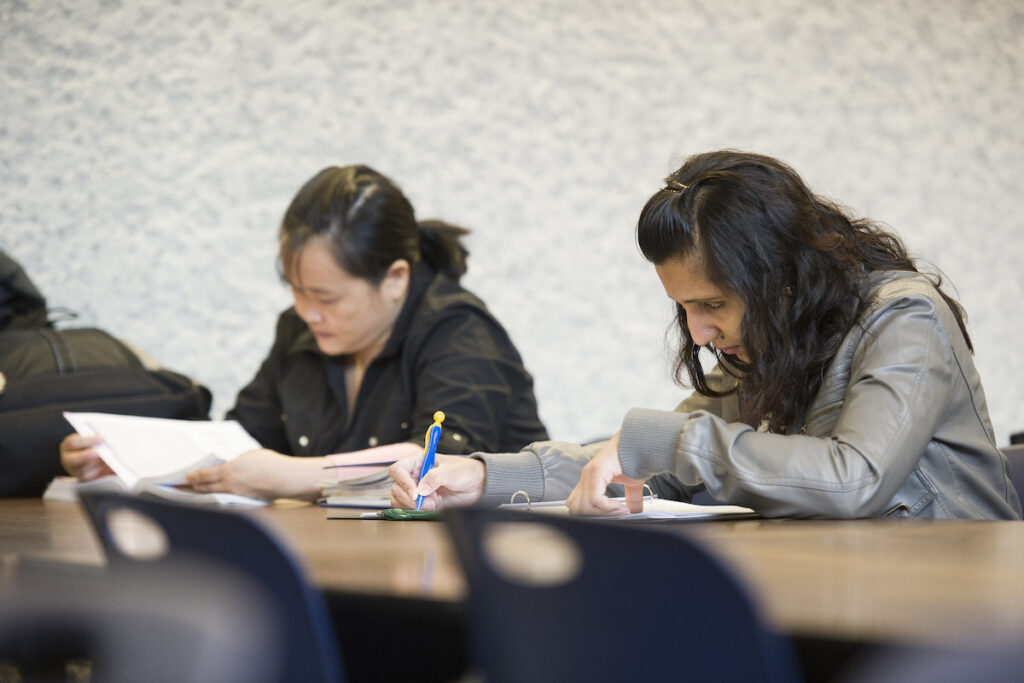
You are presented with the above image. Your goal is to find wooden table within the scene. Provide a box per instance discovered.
[4,498,1024,651]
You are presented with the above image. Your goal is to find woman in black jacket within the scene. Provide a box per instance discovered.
[62,165,548,500]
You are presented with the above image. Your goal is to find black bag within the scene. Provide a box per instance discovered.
[0,251,211,497]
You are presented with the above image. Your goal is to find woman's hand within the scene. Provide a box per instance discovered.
[389,453,486,510]
[566,432,645,516]
[60,433,114,481]
[186,449,325,501]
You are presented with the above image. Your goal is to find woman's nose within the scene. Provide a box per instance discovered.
[689,321,718,345]
[294,297,322,324]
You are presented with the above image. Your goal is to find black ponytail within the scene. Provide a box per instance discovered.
[417,219,470,280]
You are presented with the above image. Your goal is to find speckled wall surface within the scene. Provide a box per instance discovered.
[3,0,1022,445]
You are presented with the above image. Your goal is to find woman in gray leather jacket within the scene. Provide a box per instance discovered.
[391,150,1021,519]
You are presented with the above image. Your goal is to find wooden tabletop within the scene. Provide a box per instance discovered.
[3,498,1024,648]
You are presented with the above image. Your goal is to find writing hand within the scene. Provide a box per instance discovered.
[389,453,485,510]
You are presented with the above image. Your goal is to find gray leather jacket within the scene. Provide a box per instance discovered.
[479,271,1021,519]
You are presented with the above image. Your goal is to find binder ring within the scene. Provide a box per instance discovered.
[510,490,531,508]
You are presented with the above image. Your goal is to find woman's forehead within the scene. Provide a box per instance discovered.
[285,240,355,290]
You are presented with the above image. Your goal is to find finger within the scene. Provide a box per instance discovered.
[64,450,102,478]
[569,474,628,516]
[418,492,441,511]
[390,484,415,509]
[388,459,420,488]
[64,449,97,469]
[587,492,631,515]
[80,461,112,481]
[622,479,645,514]
[65,434,104,450]
[388,461,424,502]
[416,468,445,497]
[187,466,222,488]
[393,484,431,510]
[570,494,628,516]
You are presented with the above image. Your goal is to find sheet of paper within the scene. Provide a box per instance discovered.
[498,496,755,520]
[146,484,267,507]
[42,475,266,507]
[319,469,393,499]
[64,412,259,489]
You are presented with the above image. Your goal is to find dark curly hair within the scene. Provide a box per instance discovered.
[636,150,971,433]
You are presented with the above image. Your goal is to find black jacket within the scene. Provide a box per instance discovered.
[227,265,548,456]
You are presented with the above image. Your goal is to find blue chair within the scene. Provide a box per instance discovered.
[79,492,345,683]
[444,507,800,683]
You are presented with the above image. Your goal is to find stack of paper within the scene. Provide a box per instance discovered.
[45,412,267,507]
[319,467,393,509]
[318,446,409,510]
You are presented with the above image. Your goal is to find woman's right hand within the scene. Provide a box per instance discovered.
[60,433,114,481]
[389,453,486,510]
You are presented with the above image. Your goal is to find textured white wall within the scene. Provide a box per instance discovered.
[3,0,1023,444]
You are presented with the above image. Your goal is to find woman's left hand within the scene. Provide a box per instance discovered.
[186,449,325,501]
[566,432,645,516]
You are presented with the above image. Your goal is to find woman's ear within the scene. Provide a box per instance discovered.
[382,259,411,301]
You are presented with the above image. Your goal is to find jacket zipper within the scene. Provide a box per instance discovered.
[798,401,844,434]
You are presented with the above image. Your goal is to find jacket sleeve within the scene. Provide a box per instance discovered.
[617,292,958,519]
[408,308,544,455]
[475,441,606,505]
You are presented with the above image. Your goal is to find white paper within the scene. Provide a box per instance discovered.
[43,475,267,507]
[64,412,259,489]
[499,496,755,520]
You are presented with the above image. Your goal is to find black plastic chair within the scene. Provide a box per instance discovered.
[79,492,345,683]
[444,507,800,683]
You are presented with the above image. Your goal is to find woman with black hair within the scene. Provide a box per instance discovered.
[62,165,548,500]
[391,150,1020,519]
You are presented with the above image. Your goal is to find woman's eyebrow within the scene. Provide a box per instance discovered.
[296,283,338,293]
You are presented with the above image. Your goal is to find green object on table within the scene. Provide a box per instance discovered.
[378,508,441,521]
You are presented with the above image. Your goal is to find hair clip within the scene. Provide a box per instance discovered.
[663,179,689,193]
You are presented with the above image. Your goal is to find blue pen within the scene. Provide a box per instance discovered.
[415,411,445,510]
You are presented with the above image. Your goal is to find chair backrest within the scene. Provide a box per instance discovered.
[0,557,280,683]
[1001,444,1024,505]
[444,507,800,683]
[79,492,344,683]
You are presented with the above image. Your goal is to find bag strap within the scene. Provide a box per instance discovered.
[35,328,74,373]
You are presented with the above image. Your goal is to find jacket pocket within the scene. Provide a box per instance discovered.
[884,469,937,517]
